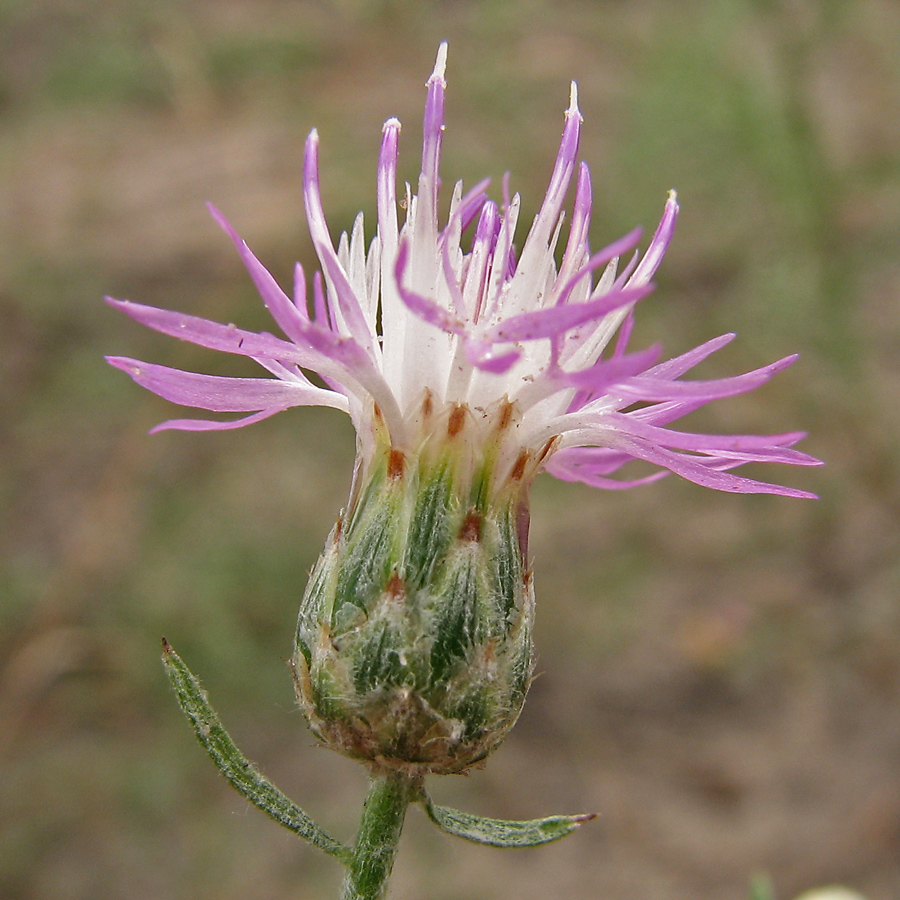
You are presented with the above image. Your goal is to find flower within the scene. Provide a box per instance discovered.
[107,42,819,499]
[108,44,819,773]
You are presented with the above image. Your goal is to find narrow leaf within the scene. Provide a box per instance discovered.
[161,639,351,863]
[424,797,595,848]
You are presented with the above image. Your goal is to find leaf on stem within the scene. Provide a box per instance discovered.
[423,795,596,848]
[161,638,352,863]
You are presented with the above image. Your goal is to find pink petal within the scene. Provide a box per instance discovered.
[420,43,447,217]
[603,413,821,458]
[150,408,290,433]
[546,445,636,477]
[207,204,311,344]
[547,455,669,490]
[456,178,492,233]
[626,191,679,288]
[464,338,521,373]
[606,434,819,498]
[552,227,643,309]
[515,86,582,269]
[394,240,464,333]
[563,344,663,391]
[303,130,375,347]
[643,333,736,380]
[107,356,345,413]
[612,355,797,403]
[484,284,651,344]
[106,298,311,364]
[376,118,401,273]
[605,414,821,464]
[554,162,592,289]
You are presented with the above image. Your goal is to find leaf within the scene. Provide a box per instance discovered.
[423,796,596,848]
[161,639,351,863]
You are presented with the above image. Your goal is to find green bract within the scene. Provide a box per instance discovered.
[293,394,546,774]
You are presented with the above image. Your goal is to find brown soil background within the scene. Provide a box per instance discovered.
[1,2,898,899]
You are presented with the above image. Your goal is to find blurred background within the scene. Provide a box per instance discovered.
[1,1,899,898]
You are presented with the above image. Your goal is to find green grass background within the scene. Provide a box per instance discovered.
[1,1,898,898]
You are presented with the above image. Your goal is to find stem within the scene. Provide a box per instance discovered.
[341,772,415,900]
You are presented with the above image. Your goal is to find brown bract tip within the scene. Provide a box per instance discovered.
[388,448,406,479]
[448,404,466,437]
[497,398,515,431]
[386,573,406,601]
[509,450,529,482]
[459,508,482,542]
[535,436,559,467]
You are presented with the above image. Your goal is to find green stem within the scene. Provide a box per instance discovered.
[341,772,415,900]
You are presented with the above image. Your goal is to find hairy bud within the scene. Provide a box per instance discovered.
[292,396,542,775]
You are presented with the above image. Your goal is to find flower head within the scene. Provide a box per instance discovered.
[107,42,819,499]
[108,44,819,773]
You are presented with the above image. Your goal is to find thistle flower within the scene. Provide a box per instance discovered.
[108,44,819,773]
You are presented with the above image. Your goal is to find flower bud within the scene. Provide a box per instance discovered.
[292,395,545,775]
